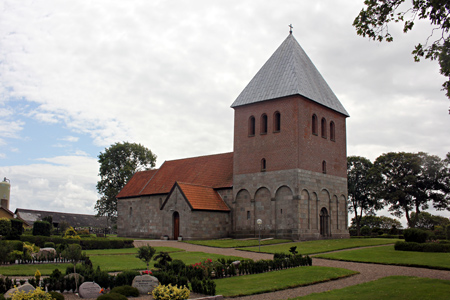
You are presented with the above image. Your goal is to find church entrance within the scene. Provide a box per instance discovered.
[173,212,180,240]
[319,208,329,237]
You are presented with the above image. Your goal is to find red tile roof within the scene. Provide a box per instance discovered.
[176,182,230,211]
[116,169,158,199]
[117,152,233,198]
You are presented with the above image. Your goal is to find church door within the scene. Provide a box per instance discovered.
[173,212,180,240]
[319,208,329,237]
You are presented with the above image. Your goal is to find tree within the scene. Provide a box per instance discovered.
[350,215,402,229]
[154,251,172,269]
[410,211,450,229]
[347,156,383,236]
[61,244,83,292]
[136,245,156,273]
[95,142,157,225]
[374,152,450,227]
[353,0,450,109]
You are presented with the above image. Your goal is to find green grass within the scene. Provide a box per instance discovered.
[84,246,183,256]
[215,266,357,297]
[83,251,244,272]
[293,276,450,300]
[241,238,401,255]
[184,238,292,248]
[315,245,450,270]
[0,263,72,276]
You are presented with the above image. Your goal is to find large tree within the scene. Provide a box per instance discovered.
[374,152,449,227]
[353,0,450,109]
[347,156,383,236]
[95,142,157,225]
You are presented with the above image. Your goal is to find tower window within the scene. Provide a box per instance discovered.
[261,114,268,134]
[321,118,327,138]
[248,116,255,136]
[322,161,327,174]
[261,158,266,172]
[273,111,281,132]
[330,121,335,141]
[247,211,250,220]
[312,114,318,135]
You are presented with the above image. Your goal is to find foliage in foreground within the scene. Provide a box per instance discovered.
[152,284,190,300]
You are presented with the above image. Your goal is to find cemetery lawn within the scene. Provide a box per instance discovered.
[292,276,450,300]
[184,239,292,248]
[215,266,357,297]
[240,238,401,255]
[315,245,450,270]
[84,246,183,256]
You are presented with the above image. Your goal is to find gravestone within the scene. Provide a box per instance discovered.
[4,283,35,298]
[78,281,101,298]
[35,247,57,260]
[132,274,159,294]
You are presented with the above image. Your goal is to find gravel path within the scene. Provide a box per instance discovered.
[134,240,450,300]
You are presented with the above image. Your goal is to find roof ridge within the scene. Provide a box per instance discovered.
[176,182,214,189]
[165,152,233,163]
[138,166,160,194]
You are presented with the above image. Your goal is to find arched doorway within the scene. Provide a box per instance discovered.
[319,208,329,237]
[173,212,180,240]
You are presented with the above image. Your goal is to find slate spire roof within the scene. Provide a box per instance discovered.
[231,33,349,117]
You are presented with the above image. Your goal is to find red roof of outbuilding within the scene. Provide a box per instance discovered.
[117,152,233,199]
[176,182,230,211]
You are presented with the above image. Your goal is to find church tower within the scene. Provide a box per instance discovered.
[231,33,350,240]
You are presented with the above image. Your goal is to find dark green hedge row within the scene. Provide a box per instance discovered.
[395,241,450,253]
[19,235,134,249]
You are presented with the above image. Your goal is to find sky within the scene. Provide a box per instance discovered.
[1,0,449,227]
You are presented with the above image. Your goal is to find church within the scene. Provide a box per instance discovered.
[116,32,350,241]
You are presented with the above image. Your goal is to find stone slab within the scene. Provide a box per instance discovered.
[132,274,159,294]
[4,283,35,298]
[78,281,101,298]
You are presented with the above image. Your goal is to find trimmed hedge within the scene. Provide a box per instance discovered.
[110,285,139,297]
[395,241,450,253]
[404,228,428,243]
[32,221,51,236]
[19,235,133,250]
[97,292,128,300]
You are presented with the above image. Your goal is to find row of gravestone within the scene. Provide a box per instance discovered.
[4,274,160,299]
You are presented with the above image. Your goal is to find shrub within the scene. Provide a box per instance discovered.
[48,291,64,300]
[32,221,51,237]
[404,228,429,243]
[360,226,371,236]
[97,292,128,300]
[395,241,450,253]
[10,287,53,300]
[110,285,139,297]
[152,284,190,300]
[113,270,139,287]
[63,227,80,240]
[0,218,11,236]
[9,219,24,239]
[44,242,55,248]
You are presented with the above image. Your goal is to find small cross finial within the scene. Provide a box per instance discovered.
[289,24,293,34]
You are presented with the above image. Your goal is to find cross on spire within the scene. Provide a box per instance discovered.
[289,24,293,34]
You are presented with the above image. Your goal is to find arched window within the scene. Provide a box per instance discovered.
[322,161,327,174]
[248,116,255,136]
[312,114,318,135]
[321,118,327,138]
[261,158,266,171]
[261,114,268,134]
[273,111,281,132]
[330,121,335,141]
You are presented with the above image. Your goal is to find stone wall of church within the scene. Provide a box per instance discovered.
[117,195,165,238]
[232,168,348,240]
[161,186,231,240]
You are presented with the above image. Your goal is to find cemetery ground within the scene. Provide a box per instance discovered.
[1,238,450,299]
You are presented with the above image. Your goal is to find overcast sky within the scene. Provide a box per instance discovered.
[1,1,449,227]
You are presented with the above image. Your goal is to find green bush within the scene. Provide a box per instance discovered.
[48,291,64,300]
[97,292,128,300]
[32,221,51,237]
[110,285,139,297]
[113,271,139,287]
[395,241,450,253]
[9,219,24,239]
[360,226,371,236]
[404,228,429,243]
[0,218,11,236]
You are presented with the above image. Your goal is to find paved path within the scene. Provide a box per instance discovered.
[135,240,450,300]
